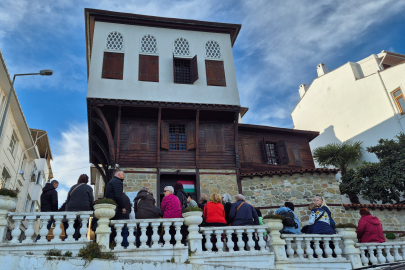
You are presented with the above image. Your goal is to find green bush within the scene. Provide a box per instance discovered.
[335,223,358,229]
[64,251,72,257]
[263,214,285,221]
[94,198,117,206]
[386,232,396,240]
[78,242,117,262]
[182,206,202,213]
[44,249,62,256]
[0,188,18,198]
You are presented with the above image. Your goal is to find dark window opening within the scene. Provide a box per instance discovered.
[169,124,186,151]
[174,59,191,84]
[265,142,279,165]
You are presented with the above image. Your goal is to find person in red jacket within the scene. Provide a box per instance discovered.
[357,208,385,243]
[203,193,227,226]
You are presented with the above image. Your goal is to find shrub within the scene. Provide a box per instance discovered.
[335,223,358,229]
[0,188,18,198]
[78,242,117,262]
[182,207,202,213]
[263,214,285,221]
[44,249,62,256]
[94,199,117,206]
[64,251,72,257]
[386,232,396,240]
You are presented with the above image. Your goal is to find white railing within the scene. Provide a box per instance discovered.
[5,211,93,244]
[199,225,268,253]
[356,241,405,266]
[110,218,185,250]
[281,234,344,260]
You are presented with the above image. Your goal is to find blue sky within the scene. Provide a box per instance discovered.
[0,0,404,203]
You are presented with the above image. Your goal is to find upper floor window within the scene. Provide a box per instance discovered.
[205,60,226,86]
[173,37,190,56]
[8,132,17,155]
[1,167,11,189]
[265,142,279,165]
[20,155,27,175]
[140,35,158,54]
[106,31,124,51]
[392,88,405,114]
[205,40,221,59]
[160,121,196,151]
[102,52,124,80]
[169,124,186,151]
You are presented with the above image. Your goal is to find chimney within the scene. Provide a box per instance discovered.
[317,63,329,77]
[299,84,308,98]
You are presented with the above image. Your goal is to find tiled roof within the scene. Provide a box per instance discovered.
[240,168,340,178]
[344,203,405,211]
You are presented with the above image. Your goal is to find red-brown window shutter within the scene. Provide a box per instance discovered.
[242,139,261,163]
[291,143,302,166]
[204,125,216,152]
[102,52,124,80]
[205,60,226,86]
[190,55,199,83]
[214,124,225,152]
[129,121,140,150]
[139,55,159,82]
[277,140,289,165]
[242,138,253,162]
[186,122,196,150]
[161,121,169,150]
[139,123,150,151]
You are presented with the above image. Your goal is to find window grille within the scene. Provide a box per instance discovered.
[174,38,190,56]
[265,142,279,165]
[169,124,186,151]
[141,35,157,54]
[174,59,191,84]
[106,31,124,50]
[205,40,221,58]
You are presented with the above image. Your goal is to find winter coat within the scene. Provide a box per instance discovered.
[203,202,226,224]
[114,193,132,220]
[161,194,182,218]
[275,206,301,234]
[40,183,58,212]
[105,176,125,210]
[223,202,232,225]
[357,215,385,243]
[229,200,259,226]
[66,183,94,211]
[198,201,207,211]
[321,206,336,229]
[174,189,188,210]
[134,190,159,219]
[306,207,335,234]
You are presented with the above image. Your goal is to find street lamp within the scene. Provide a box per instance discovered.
[0,70,53,137]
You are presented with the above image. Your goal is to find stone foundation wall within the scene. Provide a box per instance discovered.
[199,169,238,199]
[122,168,158,199]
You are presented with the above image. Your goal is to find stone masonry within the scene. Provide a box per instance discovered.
[199,169,238,199]
[122,168,158,199]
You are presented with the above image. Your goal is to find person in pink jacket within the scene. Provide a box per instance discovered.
[161,186,182,218]
[357,208,385,243]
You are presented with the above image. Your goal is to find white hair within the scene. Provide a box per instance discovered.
[235,194,245,201]
[222,193,232,203]
[165,186,174,193]
[114,170,123,176]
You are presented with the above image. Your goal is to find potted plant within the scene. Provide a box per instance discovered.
[0,188,19,242]
[385,232,396,242]
[263,214,285,232]
[94,199,117,251]
[182,206,202,218]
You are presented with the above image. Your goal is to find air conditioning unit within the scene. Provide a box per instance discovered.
[31,174,37,182]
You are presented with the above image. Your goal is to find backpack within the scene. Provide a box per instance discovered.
[281,210,298,228]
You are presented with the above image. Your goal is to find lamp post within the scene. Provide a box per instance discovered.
[0,70,53,138]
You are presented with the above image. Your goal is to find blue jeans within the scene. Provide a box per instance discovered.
[122,226,129,247]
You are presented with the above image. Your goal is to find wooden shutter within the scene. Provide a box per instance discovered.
[204,125,216,152]
[129,122,140,150]
[139,123,150,151]
[214,124,225,152]
[291,143,302,166]
[190,55,199,83]
[277,140,289,165]
[139,55,159,82]
[205,60,226,86]
[186,122,196,150]
[251,139,261,163]
[113,53,124,79]
[242,138,253,162]
[262,138,269,164]
[161,121,169,150]
[102,52,114,78]
[121,124,130,150]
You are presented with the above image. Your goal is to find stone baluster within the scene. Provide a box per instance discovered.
[393,245,403,261]
[338,228,362,269]
[174,221,183,248]
[304,238,314,259]
[400,244,405,262]
[359,246,369,266]
[37,215,51,243]
[235,229,245,251]
[79,215,90,241]
[332,236,342,258]
[245,229,255,251]
[162,222,172,248]
[285,237,295,258]
[10,216,24,243]
[368,246,379,264]
[151,222,160,248]
[22,216,37,243]
[214,230,224,251]
[127,224,136,248]
[139,222,149,248]
[51,215,63,243]
[203,230,213,252]
[256,228,267,251]
[384,246,395,263]
[295,237,304,259]
[313,238,323,258]
[184,212,203,254]
[65,214,76,242]
[376,246,386,264]
[114,224,124,250]
[226,229,235,252]
[322,237,333,258]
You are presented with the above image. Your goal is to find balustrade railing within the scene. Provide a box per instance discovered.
[199,225,268,253]
[356,242,405,267]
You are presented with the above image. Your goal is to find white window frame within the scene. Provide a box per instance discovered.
[1,167,11,189]
[8,131,18,155]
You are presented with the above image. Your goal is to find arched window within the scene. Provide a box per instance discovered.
[106,31,124,50]
[173,37,190,56]
[205,40,221,58]
[140,35,158,54]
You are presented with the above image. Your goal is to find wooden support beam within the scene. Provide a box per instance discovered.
[115,106,121,163]
[157,108,162,167]
[196,109,199,168]
[91,135,111,165]
[196,168,200,204]
[234,111,239,169]
[93,107,116,164]
[156,168,161,206]
[92,150,109,175]
[93,162,107,184]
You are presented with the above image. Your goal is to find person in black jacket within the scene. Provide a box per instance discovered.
[105,170,126,219]
[222,193,233,225]
[134,187,159,246]
[37,180,59,241]
[174,183,188,210]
